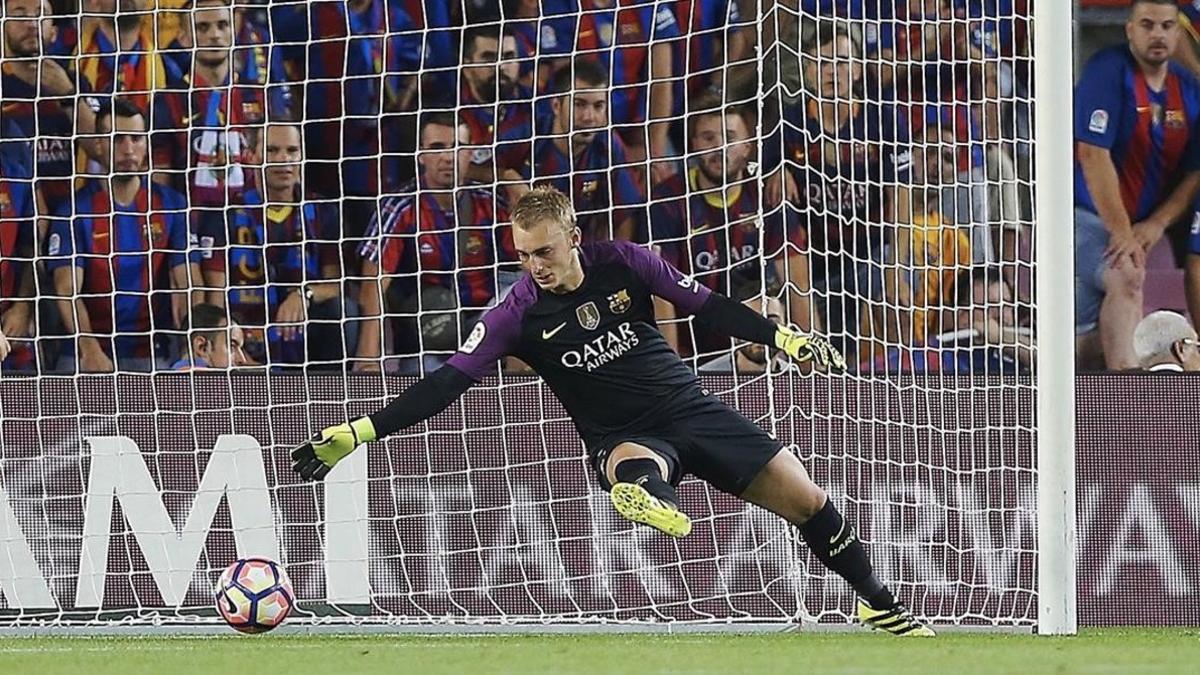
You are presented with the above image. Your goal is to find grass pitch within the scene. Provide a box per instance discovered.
[0,628,1196,674]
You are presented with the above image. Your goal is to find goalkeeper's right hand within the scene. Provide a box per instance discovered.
[774,325,847,372]
[291,417,377,481]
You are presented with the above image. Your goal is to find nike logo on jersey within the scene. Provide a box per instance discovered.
[542,322,567,339]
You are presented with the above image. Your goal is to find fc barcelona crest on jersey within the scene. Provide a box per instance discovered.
[577,301,601,330]
[608,289,631,314]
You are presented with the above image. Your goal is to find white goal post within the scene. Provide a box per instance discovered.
[0,0,1075,633]
[1033,0,1077,636]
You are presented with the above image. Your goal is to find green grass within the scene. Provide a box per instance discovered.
[1,628,1197,674]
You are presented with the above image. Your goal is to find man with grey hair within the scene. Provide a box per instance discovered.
[1133,310,1200,371]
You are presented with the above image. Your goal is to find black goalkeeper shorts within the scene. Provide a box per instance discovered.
[590,389,783,497]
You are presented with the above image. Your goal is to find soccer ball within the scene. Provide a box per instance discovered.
[214,557,295,633]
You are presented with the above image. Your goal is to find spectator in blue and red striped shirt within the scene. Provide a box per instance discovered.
[1075,0,1200,370]
[777,21,916,365]
[650,101,811,361]
[276,0,420,198]
[540,0,681,183]
[151,0,269,212]
[1,0,88,211]
[47,98,201,373]
[455,25,539,188]
[671,1,748,111]
[355,112,516,372]
[74,0,186,108]
[518,59,646,243]
[0,153,40,371]
[210,124,344,368]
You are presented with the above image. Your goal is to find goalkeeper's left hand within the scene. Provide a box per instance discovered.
[774,325,847,372]
[291,417,377,481]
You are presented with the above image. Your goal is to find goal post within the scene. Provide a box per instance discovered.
[1033,0,1077,637]
[0,0,1076,633]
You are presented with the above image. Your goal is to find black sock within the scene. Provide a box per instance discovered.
[613,458,678,506]
[798,498,895,610]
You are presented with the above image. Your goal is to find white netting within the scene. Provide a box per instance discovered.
[0,0,1036,628]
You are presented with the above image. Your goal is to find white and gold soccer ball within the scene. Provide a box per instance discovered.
[215,557,295,633]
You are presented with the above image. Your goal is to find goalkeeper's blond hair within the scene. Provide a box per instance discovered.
[511,185,576,235]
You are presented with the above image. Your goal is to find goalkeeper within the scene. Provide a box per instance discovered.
[293,186,933,637]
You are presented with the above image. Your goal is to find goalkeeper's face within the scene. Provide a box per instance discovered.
[513,221,583,293]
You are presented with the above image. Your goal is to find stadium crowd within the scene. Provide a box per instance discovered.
[0,0,1036,376]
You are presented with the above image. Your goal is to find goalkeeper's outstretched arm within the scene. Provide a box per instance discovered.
[291,365,475,480]
[292,282,524,481]
[622,239,845,371]
[692,292,846,372]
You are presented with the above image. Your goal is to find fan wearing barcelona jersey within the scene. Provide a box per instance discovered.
[151,0,268,213]
[454,25,538,191]
[540,0,681,183]
[1075,0,1200,370]
[354,112,516,373]
[46,98,200,373]
[650,100,812,364]
[0,152,41,371]
[0,0,87,210]
[778,21,915,367]
[212,123,343,368]
[517,59,646,243]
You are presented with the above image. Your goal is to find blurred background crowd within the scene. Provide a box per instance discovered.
[0,0,1048,376]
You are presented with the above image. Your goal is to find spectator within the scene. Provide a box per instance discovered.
[151,0,268,211]
[779,20,915,367]
[672,1,749,109]
[0,153,41,371]
[1132,310,1200,372]
[540,0,681,182]
[214,123,345,368]
[76,0,185,103]
[934,265,1032,373]
[502,0,564,92]
[1189,210,1200,331]
[1175,1,1200,79]
[0,0,82,209]
[273,0,421,254]
[1074,0,1200,370]
[456,25,538,187]
[518,59,645,242]
[355,113,516,373]
[230,2,292,114]
[170,303,248,370]
[651,100,812,361]
[46,98,199,373]
[899,124,973,346]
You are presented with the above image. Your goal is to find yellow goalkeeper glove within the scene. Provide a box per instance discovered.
[774,325,847,372]
[290,417,377,481]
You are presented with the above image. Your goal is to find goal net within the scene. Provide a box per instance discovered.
[0,0,1047,629]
